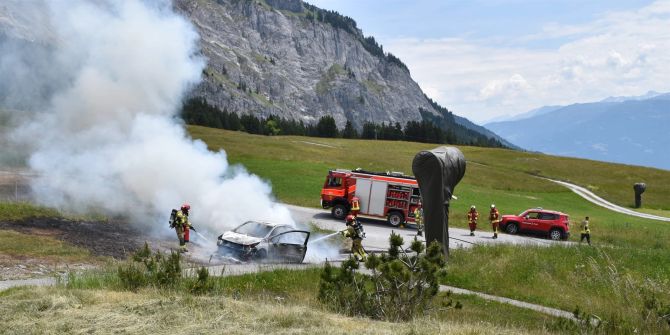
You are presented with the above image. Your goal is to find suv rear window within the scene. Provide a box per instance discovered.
[539,213,558,220]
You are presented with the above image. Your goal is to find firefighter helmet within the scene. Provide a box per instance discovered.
[181,203,191,212]
[345,214,356,224]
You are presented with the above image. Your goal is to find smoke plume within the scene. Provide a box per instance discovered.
[1,0,293,234]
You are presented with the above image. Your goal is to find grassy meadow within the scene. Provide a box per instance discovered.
[188,126,670,212]
[1,126,669,333]
[187,126,670,333]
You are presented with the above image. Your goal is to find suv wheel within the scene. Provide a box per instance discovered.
[331,204,347,220]
[549,228,563,241]
[505,223,519,234]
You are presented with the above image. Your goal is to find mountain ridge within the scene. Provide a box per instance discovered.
[486,96,670,170]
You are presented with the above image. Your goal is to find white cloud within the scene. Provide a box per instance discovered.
[384,0,670,123]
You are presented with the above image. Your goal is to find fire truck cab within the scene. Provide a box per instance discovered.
[320,169,422,227]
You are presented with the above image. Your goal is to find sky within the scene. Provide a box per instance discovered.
[308,0,670,123]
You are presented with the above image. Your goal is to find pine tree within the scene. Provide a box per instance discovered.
[341,120,358,139]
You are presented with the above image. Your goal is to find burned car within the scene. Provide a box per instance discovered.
[216,221,310,263]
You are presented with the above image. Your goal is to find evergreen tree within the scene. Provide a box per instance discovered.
[315,115,338,138]
[341,120,358,139]
[361,122,376,139]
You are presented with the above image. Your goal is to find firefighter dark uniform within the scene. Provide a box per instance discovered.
[342,215,367,261]
[489,204,500,239]
[580,217,591,245]
[467,206,479,236]
[174,204,191,252]
[414,206,424,237]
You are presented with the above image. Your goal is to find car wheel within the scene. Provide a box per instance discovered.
[331,204,347,220]
[549,229,563,241]
[505,222,519,234]
[387,212,404,227]
[254,249,267,261]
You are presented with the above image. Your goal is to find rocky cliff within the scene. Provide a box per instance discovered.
[175,0,441,130]
[176,0,505,142]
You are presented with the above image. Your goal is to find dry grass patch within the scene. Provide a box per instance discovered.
[0,286,555,335]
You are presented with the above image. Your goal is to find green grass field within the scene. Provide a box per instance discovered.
[2,126,669,333]
[187,126,670,333]
[189,126,670,212]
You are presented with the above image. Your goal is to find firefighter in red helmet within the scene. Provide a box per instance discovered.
[467,205,479,236]
[174,203,192,252]
[489,204,500,239]
[342,214,367,261]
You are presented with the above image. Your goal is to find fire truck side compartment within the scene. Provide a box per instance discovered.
[369,181,388,216]
[356,178,372,213]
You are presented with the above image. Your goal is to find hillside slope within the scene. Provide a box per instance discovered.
[188,126,670,212]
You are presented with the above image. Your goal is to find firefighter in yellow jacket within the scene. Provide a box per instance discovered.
[350,196,360,216]
[174,203,191,252]
[342,214,367,261]
[489,204,500,239]
[579,216,591,245]
[414,202,424,237]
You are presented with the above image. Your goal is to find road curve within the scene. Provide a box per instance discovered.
[544,178,670,222]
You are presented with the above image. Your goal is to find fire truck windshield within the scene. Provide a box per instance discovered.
[327,177,342,187]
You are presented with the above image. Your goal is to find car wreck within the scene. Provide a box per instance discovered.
[216,221,310,263]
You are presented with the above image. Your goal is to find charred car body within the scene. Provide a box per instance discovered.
[216,221,310,263]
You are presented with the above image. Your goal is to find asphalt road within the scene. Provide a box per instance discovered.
[286,204,569,254]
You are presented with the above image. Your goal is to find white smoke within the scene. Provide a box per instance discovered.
[3,0,294,235]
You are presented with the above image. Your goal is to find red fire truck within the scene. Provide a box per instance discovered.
[320,169,422,227]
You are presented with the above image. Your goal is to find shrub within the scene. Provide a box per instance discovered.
[118,243,182,291]
[190,267,214,295]
[318,232,453,321]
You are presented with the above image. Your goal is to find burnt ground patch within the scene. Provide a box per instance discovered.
[0,217,145,259]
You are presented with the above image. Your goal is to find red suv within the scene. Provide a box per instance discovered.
[499,208,570,240]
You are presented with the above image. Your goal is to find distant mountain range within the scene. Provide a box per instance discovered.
[485,92,670,170]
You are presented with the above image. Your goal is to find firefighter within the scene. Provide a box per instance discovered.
[350,196,361,216]
[342,214,367,261]
[467,205,479,236]
[414,202,424,237]
[174,203,191,252]
[580,216,591,245]
[489,204,500,239]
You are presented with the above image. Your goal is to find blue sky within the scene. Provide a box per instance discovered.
[309,0,670,123]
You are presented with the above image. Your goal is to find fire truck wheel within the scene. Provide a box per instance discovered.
[387,211,404,227]
[332,204,348,220]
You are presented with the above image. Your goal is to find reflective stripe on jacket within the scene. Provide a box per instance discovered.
[414,208,423,224]
[175,210,190,228]
[489,209,499,221]
[580,220,590,234]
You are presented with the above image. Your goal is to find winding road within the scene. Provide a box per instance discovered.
[544,178,670,222]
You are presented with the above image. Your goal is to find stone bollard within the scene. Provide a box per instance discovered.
[633,183,646,208]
